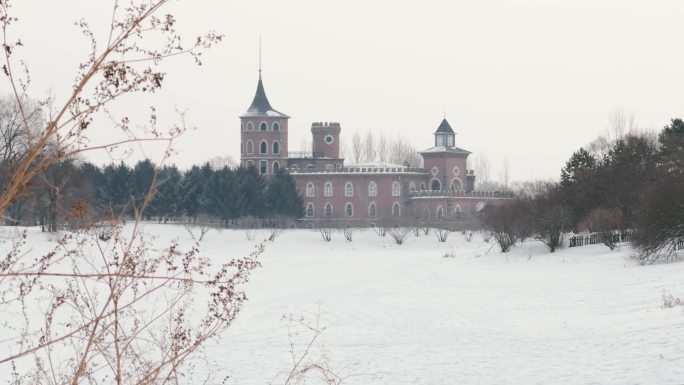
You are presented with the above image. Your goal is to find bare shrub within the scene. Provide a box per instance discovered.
[387,226,410,245]
[266,227,285,241]
[434,228,449,242]
[422,225,430,235]
[580,207,624,250]
[633,169,684,264]
[661,290,683,309]
[185,223,212,242]
[412,226,421,237]
[442,251,456,258]
[464,231,474,243]
[343,226,354,242]
[245,228,257,241]
[319,225,332,242]
[371,224,387,237]
[482,200,528,253]
[277,312,376,385]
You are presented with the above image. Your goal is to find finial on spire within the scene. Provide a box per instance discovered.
[443,105,446,119]
[259,35,262,74]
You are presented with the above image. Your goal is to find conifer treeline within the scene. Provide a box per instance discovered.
[5,160,304,229]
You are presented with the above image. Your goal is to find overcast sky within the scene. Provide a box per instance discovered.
[6,0,684,182]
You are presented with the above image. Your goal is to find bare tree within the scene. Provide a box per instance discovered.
[363,131,375,163]
[377,133,389,162]
[499,158,510,191]
[0,2,258,384]
[350,131,363,165]
[608,108,637,141]
[469,153,491,187]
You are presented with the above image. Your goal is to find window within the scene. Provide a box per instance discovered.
[420,182,426,191]
[431,179,441,191]
[450,178,462,191]
[423,207,430,220]
[409,181,416,192]
[324,203,332,218]
[306,182,315,197]
[345,203,353,217]
[241,141,244,154]
[260,121,268,131]
[345,182,353,197]
[273,122,280,131]
[437,206,444,219]
[392,181,401,196]
[324,181,333,197]
[246,160,254,168]
[453,166,460,176]
[336,164,343,170]
[436,134,445,146]
[260,160,267,175]
[431,167,439,176]
[368,202,377,218]
[273,161,280,173]
[260,141,268,154]
[455,205,462,219]
[324,135,334,144]
[392,202,400,216]
[325,164,334,171]
[273,141,280,154]
[306,203,315,217]
[246,140,254,154]
[368,181,377,197]
[246,122,254,131]
[291,164,299,171]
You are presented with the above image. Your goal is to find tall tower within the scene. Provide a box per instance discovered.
[420,118,471,191]
[311,122,341,159]
[240,71,289,176]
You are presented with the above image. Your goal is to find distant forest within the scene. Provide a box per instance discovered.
[3,159,304,231]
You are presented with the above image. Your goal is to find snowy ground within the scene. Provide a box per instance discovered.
[2,224,684,384]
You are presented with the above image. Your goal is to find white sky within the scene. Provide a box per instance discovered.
[6,0,684,181]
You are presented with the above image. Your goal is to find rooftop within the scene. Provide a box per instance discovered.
[241,74,289,118]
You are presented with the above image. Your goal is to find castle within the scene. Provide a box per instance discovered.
[240,71,510,223]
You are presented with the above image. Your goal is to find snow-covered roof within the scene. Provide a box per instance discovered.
[420,145,471,155]
[348,162,407,168]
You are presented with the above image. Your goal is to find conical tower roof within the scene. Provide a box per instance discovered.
[241,73,289,118]
[435,118,455,134]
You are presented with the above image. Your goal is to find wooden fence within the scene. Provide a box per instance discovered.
[568,231,684,250]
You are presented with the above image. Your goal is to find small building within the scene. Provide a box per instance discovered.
[239,72,512,224]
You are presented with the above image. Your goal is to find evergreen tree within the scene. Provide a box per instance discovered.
[264,169,304,219]
[236,165,266,218]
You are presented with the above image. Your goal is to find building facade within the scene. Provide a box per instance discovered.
[240,72,511,224]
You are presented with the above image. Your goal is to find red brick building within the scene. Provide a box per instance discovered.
[240,72,511,224]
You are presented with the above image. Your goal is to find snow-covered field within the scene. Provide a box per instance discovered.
[2,224,684,384]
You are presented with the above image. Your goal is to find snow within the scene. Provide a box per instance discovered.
[2,225,684,384]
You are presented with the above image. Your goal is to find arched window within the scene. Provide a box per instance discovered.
[324,181,333,197]
[368,202,377,218]
[260,141,268,154]
[392,202,401,216]
[324,203,333,218]
[306,203,315,217]
[273,141,280,154]
[392,181,401,197]
[368,181,377,197]
[345,202,353,217]
[409,181,416,192]
[306,182,315,197]
[431,179,441,191]
[450,178,462,191]
[420,182,426,191]
[345,182,353,197]
[246,122,254,131]
[241,141,244,154]
[260,121,268,131]
[423,207,430,220]
[437,206,444,219]
[455,205,462,219]
[273,161,280,173]
[273,122,280,131]
[259,160,267,175]
[246,140,254,154]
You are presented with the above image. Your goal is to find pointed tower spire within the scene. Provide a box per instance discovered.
[241,40,289,118]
